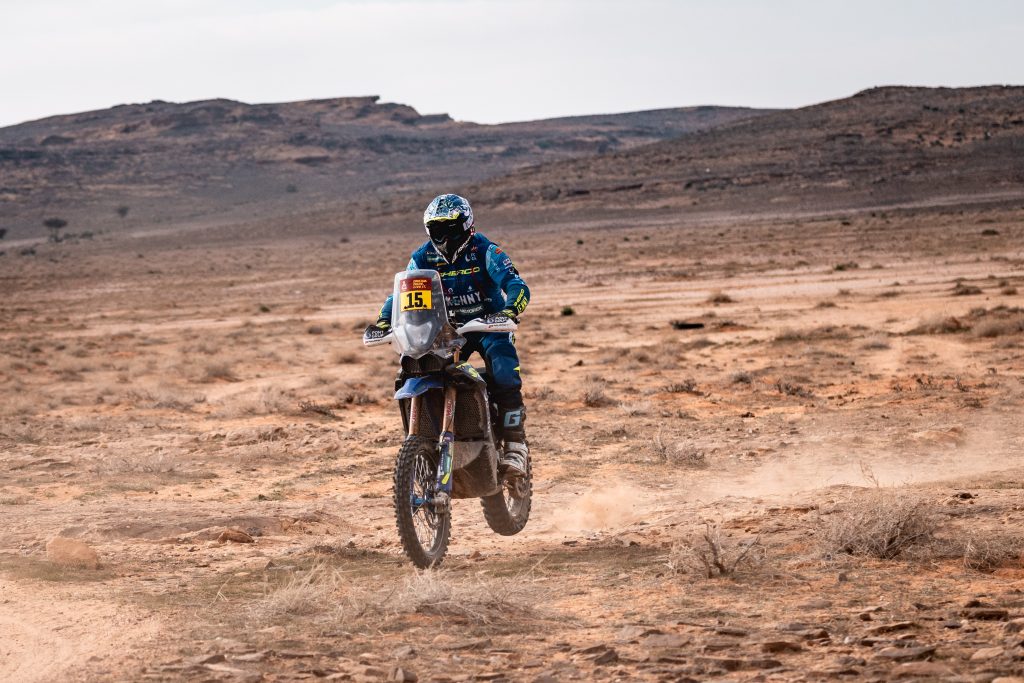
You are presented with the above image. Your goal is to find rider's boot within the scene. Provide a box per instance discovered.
[498,404,528,477]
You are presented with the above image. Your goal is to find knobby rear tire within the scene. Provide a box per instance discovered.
[393,436,451,568]
[480,453,532,536]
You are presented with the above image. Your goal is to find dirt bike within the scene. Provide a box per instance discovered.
[363,269,532,568]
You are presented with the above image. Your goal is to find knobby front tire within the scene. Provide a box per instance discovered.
[393,436,451,568]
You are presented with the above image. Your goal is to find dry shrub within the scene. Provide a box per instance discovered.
[0,494,29,505]
[818,489,940,560]
[618,400,652,417]
[959,532,1024,572]
[730,370,753,384]
[668,521,765,579]
[952,282,983,296]
[529,385,557,401]
[201,360,238,382]
[972,316,1024,338]
[126,385,206,410]
[909,315,969,335]
[331,350,360,364]
[0,395,37,418]
[664,378,699,394]
[774,326,849,343]
[231,386,293,416]
[581,380,610,407]
[707,291,735,304]
[382,569,541,626]
[649,429,706,467]
[815,300,838,308]
[1002,286,1019,296]
[252,560,342,622]
[88,451,178,475]
[861,335,892,350]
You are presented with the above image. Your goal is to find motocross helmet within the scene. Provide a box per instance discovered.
[423,193,474,263]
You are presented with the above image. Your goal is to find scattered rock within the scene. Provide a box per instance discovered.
[759,640,803,653]
[187,653,226,666]
[642,633,689,649]
[437,638,492,651]
[799,598,832,610]
[390,666,418,682]
[1004,618,1024,633]
[970,646,1004,662]
[392,645,416,658]
[593,648,619,665]
[218,528,254,544]
[892,661,953,678]
[866,621,919,634]
[714,626,749,637]
[875,645,936,662]
[46,537,101,569]
[959,607,1008,620]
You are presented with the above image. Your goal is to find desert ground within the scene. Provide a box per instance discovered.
[2,199,1024,682]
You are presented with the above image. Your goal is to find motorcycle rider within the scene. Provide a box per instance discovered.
[369,194,530,476]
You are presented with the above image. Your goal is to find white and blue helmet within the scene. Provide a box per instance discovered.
[423,193,475,263]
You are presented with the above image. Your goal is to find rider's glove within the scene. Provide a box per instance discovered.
[498,308,520,323]
[364,318,390,338]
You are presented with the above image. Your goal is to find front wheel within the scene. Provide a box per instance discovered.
[481,453,532,536]
[394,437,451,568]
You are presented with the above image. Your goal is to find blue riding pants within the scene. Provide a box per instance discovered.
[460,332,522,408]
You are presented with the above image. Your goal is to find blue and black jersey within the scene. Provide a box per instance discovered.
[379,232,529,324]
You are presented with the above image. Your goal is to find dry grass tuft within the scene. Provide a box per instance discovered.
[668,521,765,579]
[251,560,342,622]
[707,291,735,304]
[818,489,940,560]
[201,360,238,383]
[382,569,541,626]
[908,315,969,335]
[972,316,1024,338]
[861,335,892,350]
[581,380,611,407]
[648,428,706,467]
[959,532,1024,572]
[618,400,652,417]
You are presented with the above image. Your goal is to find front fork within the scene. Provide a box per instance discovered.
[405,367,457,511]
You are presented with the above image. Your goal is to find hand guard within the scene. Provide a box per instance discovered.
[497,308,520,324]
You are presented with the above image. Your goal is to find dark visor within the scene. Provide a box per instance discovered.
[427,216,466,242]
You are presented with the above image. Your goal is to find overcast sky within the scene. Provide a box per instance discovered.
[2,0,1022,127]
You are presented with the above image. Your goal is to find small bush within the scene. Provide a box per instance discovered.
[561,306,575,316]
[382,569,540,626]
[952,282,983,296]
[818,489,939,560]
[908,315,969,335]
[668,521,765,578]
[581,380,610,407]
[861,335,892,350]
[972,316,1024,338]
[960,532,1024,572]
[707,291,735,304]
[834,262,859,271]
[252,560,341,622]
[665,379,699,394]
[201,361,238,382]
[730,371,753,384]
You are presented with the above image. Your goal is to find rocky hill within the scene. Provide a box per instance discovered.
[0,97,766,241]
[471,86,1024,215]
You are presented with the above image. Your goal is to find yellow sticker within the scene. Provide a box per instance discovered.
[400,289,432,311]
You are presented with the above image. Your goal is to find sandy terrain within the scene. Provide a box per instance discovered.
[2,200,1023,682]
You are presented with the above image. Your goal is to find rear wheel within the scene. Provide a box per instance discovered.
[481,452,532,536]
[393,437,451,568]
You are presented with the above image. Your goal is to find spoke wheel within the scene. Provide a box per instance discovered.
[481,451,532,536]
[394,437,451,568]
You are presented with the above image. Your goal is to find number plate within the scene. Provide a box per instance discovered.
[399,277,433,311]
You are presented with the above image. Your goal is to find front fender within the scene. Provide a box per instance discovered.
[394,375,444,400]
